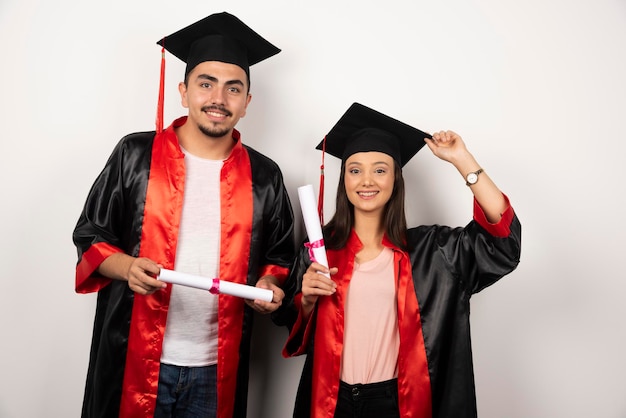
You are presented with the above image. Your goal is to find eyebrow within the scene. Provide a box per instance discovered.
[196,73,245,87]
[347,160,392,167]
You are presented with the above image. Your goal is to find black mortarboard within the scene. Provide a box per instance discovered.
[316,102,432,167]
[312,103,432,224]
[153,12,280,132]
[156,11,281,77]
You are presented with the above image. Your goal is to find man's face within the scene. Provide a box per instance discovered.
[179,60,252,139]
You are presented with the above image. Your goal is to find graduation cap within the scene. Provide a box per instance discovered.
[314,103,431,222]
[317,102,431,167]
[156,11,280,77]
[154,12,281,132]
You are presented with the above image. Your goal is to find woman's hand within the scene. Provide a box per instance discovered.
[426,130,507,223]
[425,130,471,164]
[301,262,337,318]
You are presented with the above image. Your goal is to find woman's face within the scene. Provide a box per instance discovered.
[344,151,395,218]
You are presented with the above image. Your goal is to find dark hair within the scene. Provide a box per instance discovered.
[322,161,407,251]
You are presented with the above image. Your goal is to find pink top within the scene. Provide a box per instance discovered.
[340,247,399,384]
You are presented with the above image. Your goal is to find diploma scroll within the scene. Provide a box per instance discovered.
[157,269,273,302]
[297,184,329,276]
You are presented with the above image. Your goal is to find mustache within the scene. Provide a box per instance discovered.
[201,105,232,117]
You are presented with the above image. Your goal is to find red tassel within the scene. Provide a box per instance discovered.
[317,135,327,225]
[155,42,166,133]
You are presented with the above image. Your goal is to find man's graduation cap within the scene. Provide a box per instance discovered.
[154,12,281,132]
[314,103,431,222]
[157,11,280,77]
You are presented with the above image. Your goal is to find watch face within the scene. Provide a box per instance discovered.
[467,173,478,184]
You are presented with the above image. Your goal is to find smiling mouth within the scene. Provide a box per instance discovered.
[202,106,232,118]
[206,111,227,120]
[357,191,378,198]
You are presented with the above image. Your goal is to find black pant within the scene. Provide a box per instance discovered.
[334,378,400,418]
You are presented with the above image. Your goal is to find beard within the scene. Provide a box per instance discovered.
[198,123,231,138]
[198,105,233,138]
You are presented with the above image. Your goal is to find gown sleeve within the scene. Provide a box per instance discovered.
[435,193,521,294]
[257,166,296,283]
[72,137,142,293]
[271,242,316,356]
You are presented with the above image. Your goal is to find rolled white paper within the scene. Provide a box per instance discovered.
[217,280,273,302]
[297,184,329,275]
[157,269,273,302]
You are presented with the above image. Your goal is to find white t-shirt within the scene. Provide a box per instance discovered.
[160,148,223,367]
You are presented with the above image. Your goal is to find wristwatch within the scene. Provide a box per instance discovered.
[465,168,483,186]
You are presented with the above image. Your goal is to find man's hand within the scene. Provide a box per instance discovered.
[127,257,166,295]
[245,275,285,314]
[98,253,165,295]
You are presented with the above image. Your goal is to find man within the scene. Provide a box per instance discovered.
[73,12,295,418]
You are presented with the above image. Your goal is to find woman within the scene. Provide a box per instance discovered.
[273,103,521,418]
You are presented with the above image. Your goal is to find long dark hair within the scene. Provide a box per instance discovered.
[322,160,408,251]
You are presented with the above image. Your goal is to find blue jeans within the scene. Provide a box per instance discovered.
[154,363,217,418]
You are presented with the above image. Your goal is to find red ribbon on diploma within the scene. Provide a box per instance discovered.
[209,278,220,295]
[304,239,325,263]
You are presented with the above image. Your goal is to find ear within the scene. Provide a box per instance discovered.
[178,82,189,108]
[241,93,252,118]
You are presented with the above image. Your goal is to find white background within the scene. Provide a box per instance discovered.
[1,0,625,417]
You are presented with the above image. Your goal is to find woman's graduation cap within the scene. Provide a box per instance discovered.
[154,12,281,132]
[315,103,431,222]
